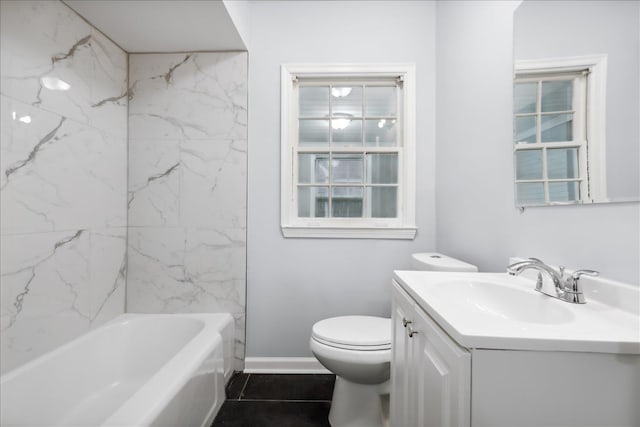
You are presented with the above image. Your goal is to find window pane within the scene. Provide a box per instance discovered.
[515,116,536,143]
[368,187,397,218]
[367,153,398,184]
[332,187,363,217]
[299,120,329,146]
[332,154,363,184]
[298,153,329,184]
[515,150,542,180]
[331,119,362,147]
[549,181,580,202]
[332,86,362,116]
[541,81,572,112]
[541,113,572,142]
[366,86,396,116]
[365,119,397,147]
[516,182,545,205]
[298,186,329,217]
[299,86,329,117]
[547,148,578,179]
[514,82,537,114]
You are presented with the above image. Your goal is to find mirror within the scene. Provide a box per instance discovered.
[513,0,639,207]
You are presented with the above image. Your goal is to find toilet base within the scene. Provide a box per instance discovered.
[329,376,388,427]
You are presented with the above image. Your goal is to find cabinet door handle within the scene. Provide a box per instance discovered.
[402,317,412,328]
[408,326,419,337]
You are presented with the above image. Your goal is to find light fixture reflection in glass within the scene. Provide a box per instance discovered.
[12,111,16,120]
[378,119,386,129]
[41,76,71,91]
[331,87,352,98]
[331,118,351,130]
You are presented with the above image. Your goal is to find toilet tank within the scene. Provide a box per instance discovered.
[411,252,478,272]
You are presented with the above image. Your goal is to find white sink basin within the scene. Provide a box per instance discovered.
[429,280,574,324]
[392,271,640,354]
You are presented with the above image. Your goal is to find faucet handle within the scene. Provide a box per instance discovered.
[564,269,599,298]
[571,269,599,280]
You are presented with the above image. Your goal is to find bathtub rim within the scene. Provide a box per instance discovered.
[1,313,232,382]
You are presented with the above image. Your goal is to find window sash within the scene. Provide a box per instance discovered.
[294,150,403,220]
[294,79,403,220]
[295,80,403,148]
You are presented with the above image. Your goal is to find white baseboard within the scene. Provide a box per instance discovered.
[243,357,331,374]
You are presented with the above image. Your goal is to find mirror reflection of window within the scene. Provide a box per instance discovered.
[513,0,639,205]
[513,65,599,206]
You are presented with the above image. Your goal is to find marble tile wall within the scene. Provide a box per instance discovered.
[127,53,248,370]
[0,1,128,374]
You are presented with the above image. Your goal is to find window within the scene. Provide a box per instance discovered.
[514,56,607,206]
[281,64,416,238]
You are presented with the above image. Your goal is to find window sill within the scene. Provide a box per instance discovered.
[281,226,417,239]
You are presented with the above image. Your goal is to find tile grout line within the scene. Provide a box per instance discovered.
[227,398,332,403]
[237,373,251,400]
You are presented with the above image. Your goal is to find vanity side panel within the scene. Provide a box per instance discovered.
[471,349,640,427]
[390,281,416,426]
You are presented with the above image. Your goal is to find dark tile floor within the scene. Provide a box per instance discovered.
[211,373,335,427]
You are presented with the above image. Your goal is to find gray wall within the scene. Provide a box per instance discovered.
[246,1,437,357]
[436,1,640,285]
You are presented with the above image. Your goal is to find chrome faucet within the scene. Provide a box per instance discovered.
[507,258,599,304]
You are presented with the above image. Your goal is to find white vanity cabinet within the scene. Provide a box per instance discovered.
[390,274,640,427]
[391,281,471,427]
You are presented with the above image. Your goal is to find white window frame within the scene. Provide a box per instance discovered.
[514,55,607,205]
[281,63,417,239]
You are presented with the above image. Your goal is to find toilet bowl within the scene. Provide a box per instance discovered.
[310,253,477,427]
[310,316,391,427]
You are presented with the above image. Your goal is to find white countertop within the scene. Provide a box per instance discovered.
[393,271,640,354]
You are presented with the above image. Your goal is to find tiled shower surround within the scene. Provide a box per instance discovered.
[1,0,248,373]
[126,52,248,370]
[0,0,128,373]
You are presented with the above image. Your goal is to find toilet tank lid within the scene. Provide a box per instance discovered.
[411,252,478,272]
[312,316,391,348]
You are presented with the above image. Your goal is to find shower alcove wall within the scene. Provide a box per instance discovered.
[1,0,248,373]
[126,52,248,370]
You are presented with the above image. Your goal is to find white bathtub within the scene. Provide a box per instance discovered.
[0,313,234,427]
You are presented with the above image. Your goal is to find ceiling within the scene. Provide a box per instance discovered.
[64,0,246,53]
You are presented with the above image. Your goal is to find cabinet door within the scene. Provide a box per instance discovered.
[390,281,415,426]
[412,306,471,427]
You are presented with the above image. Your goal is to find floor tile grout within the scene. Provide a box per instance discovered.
[226,399,332,403]
[237,373,251,400]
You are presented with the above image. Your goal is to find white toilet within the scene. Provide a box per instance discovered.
[310,252,477,427]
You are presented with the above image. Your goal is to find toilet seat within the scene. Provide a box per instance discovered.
[311,316,391,351]
[312,336,391,351]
